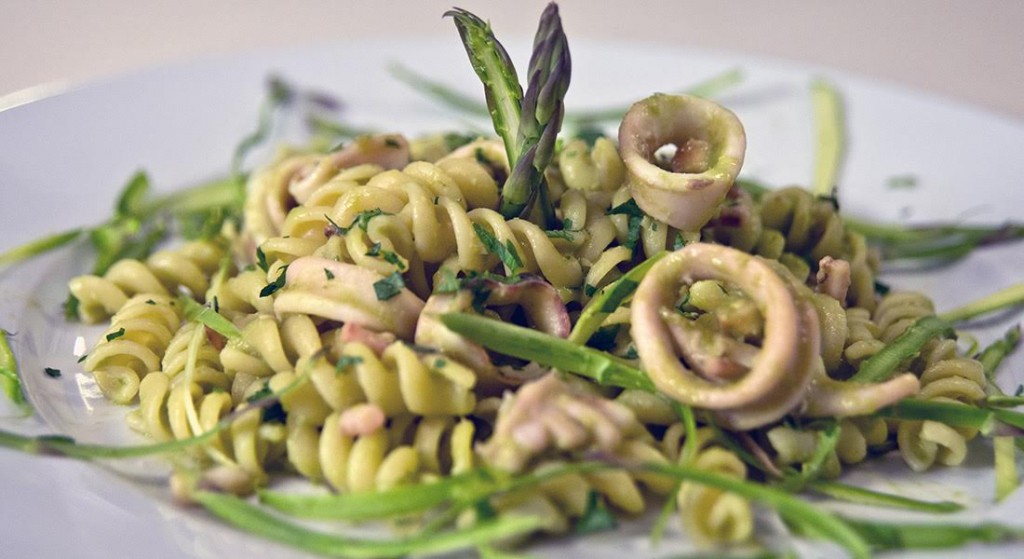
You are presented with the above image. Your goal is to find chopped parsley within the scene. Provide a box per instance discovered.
[44,367,62,378]
[256,246,270,272]
[373,272,406,301]
[435,268,462,294]
[673,232,687,250]
[545,217,580,241]
[607,199,645,251]
[473,223,522,276]
[246,382,287,423]
[105,328,126,342]
[574,491,617,534]
[366,242,406,270]
[324,268,335,280]
[259,265,289,298]
[326,208,390,236]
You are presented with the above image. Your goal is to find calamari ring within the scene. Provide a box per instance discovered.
[631,243,814,428]
[618,93,745,232]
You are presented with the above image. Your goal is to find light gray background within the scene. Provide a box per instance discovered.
[2,0,1023,118]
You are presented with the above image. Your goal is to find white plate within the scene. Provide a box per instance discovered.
[2,38,1024,559]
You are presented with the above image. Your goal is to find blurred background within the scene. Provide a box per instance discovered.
[2,0,1023,118]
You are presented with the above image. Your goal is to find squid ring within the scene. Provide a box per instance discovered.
[618,93,745,232]
[631,243,815,428]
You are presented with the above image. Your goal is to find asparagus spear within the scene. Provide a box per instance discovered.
[446,4,570,223]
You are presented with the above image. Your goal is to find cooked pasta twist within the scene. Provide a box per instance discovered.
[662,425,753,544]
[82,294,182,403]
[897,339,986,471]
[295,413,476,491]
[70,240,226,322]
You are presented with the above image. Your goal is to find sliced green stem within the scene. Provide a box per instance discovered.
[197,490,542,559]
[843,517,1024,551]
[850,316,952,383]
[810,78,845,198]
[440,312,656,391]
[569,251,666,344]
[808,480,963,513]
[0,329,28,409]
[179,294,242,341]
[939,283,1024,323]
[0,229,84,266]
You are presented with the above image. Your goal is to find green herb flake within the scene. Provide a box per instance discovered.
[887,175,918,189]
[384,137,402,148]
[145,299,156,305]
[44,367,62,378]
[673,232,687,250]
[77,354,88,363]
[444,133,475,151]
[324,268,335,280]
[574,491,617,534]
[366,242,382,257]
[256,246,270,273]
[545,218,580,241]
[339,208,389,235]
[105,328,126,342]
[607,199,645,251]
[436,269,462,294]
[583,283,597,298]
[433,358,448,368]
[245,382,287,423]
[259,265,289,298]
[373,272,406,301]
[473,223,522,276]
[335,355,363,374]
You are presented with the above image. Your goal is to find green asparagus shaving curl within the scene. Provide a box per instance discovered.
[810,78,845,198]
[0,329,28,410]
[197,490,543,559]
[939,283,1024,323]
[569,251,666,344]
[850,315,953,383]
[390,62,742,125]
[807,481,964,513]
[842,517,1024,552]
[178,294,242,341]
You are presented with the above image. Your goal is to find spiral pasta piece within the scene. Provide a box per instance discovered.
[82,294,182,403]
[69,240,226,322]
[662,425,753,545]
[305,413,476,491]
[897,339,986,471]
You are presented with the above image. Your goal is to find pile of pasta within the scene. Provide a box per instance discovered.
[65,93,986,546]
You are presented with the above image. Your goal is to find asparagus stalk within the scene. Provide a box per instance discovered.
[446,4,570,223]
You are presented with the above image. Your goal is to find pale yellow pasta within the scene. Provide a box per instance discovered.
[82,294,181,403]
[69,240,226,322]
